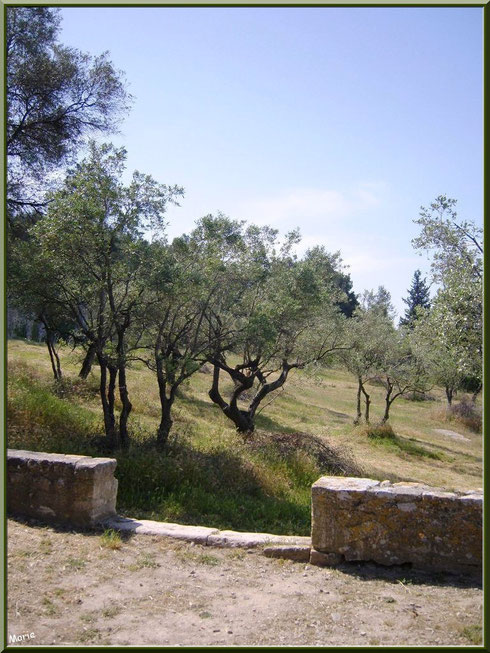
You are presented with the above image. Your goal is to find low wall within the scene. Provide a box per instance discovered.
[7,449,118,527]
[311,477,482,575]
[6,450,482,577]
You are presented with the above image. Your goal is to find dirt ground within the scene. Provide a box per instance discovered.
[7,518,482,647]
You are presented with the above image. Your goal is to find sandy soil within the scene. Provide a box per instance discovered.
[7,518,482,647]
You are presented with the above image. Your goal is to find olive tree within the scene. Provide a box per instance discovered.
[136,230,236,449]
[195,220,348,434]
[412,196,482,403]
[19,143,183,448]
[338,305,395,424]
[377,329,431,423]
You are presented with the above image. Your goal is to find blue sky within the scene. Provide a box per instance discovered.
[59,7,483,319]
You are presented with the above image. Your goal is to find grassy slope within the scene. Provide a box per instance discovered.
[7,339,482,535]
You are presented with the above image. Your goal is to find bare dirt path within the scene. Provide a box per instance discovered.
[7,518,482,647]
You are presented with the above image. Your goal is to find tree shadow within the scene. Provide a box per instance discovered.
[254,413,299,434]
[400,434,482,461]
[325,408,350,420]
[115,437,313,536]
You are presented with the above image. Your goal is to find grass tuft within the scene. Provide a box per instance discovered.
[460,624,482,645]
[100,529,123,550]
[8,361,99,454]
[362,423,396,440]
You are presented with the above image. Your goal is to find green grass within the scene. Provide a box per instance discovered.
[460,624,482,645]
[361,424,448,461]
[100,529,123,550]
[65,557,86,570]
[127,553,160,571]
[7,339,482,535]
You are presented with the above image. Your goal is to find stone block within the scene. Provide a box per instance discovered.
[263,545,311,562]
[311,476,482,575]
[103,516,219,544]
[7,449,118,527]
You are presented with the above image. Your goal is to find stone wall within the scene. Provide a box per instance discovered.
[6,450,482,578]
[311,477,482,575]
[7,449,118,527]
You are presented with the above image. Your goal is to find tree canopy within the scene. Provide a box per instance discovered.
[12,143,184,447]
[411,196,482,404]
[7,6,130,224]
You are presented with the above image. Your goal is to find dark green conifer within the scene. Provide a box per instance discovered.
[399,269,431,327]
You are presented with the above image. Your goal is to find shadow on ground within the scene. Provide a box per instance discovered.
[332,557,482,589]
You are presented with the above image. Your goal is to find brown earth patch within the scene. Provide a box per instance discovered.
[7,518,482,647]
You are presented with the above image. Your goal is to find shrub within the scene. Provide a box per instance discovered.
[448,398,482,433]
[245,431,364,477]
[52,376,99,401]
[403,390,435,402]
[362,423,396,440]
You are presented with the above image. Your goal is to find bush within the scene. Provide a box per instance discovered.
[403,390,435,402]
[448,398,482,433]
[362,423,396,440]
[244,431,364,477]
[52,376,99,401]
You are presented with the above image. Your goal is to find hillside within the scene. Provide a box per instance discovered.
[7,339,482,536]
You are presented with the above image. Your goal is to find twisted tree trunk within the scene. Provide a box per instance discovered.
[79,342,97,379]
[97,352,117,448]
[360,382,371,424]
[354,377,362,424]
[208,360,293,435]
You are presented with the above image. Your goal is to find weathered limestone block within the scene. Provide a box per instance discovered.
[311,476,482,575]
[7,449,118,527]
[263,545,311,562]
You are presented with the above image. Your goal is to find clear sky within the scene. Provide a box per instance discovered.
[59,6,483,319]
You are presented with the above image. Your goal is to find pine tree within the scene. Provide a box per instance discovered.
[399,269,431,327]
